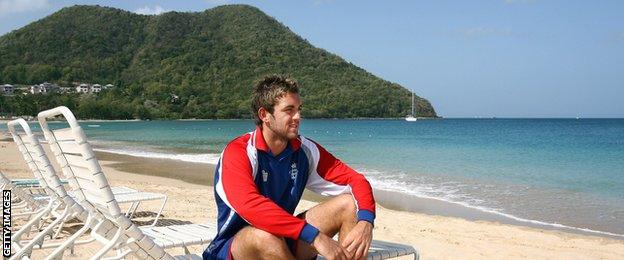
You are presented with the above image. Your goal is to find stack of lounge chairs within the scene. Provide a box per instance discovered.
[1,106,418,259]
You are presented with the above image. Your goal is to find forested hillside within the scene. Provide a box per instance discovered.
[0,5,437,119]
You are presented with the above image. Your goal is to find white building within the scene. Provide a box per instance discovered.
[91,84,102,93]
[39,82,58,93]
[59,86,73,93]
[30,85,42,94]
[27,82,60,94]
[104,84,114,89]
[76,83,90,93]
[1,84,14,96]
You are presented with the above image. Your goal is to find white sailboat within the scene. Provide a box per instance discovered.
[405,92,417,122]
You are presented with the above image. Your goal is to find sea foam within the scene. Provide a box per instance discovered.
[360,167,624,239]
[94,147,220,165]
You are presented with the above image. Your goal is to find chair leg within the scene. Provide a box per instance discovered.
[151,196,168,227]
[125,202,137,217]
[46,214,95,260]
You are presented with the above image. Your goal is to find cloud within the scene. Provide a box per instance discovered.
[205,0,230,6]
[134,5,167,15]
[0,0,49,16]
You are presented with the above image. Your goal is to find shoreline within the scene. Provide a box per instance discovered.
[0,117,440,125]
[96,150,624,241]
[1,141,623,258]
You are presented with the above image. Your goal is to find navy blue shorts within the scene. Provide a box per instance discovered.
[212,237,233,260]
[212,235,300,259]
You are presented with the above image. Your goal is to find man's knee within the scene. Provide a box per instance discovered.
[232,227,293,259]
[335,194,357,218]
[243,226,284,246]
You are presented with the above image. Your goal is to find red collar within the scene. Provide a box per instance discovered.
[253,126,301,152]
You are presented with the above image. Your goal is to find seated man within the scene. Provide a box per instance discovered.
[203,75,376,260]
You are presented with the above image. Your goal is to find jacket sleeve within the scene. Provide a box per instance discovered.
[218,141,319,243]
[305,139,376,224]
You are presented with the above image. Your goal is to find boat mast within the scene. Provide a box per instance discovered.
[411,92,415,117]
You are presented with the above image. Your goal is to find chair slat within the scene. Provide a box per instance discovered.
[82,188,112,208]
[23,142,38,153]
[17,134,32,145]
[32,154,50,167]
[64,153,92,169]
[141,229,176,248]
[152,227,202,246]
[74,175,102,192]
[67,164,94,180]
[57,140,83,155]
[52,127,75,141]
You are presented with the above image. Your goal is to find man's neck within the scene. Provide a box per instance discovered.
[261,126,288,156]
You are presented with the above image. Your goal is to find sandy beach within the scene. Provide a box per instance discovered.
[1,139,623,259]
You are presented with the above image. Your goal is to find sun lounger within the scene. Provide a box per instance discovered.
[5,119,102,259]
[0,171,49,221]
[7,118,168,227]
[1,170,94,260]
[316,240,419,260]
[367,240,419,260]
[37,106,214,259]
[4,117,209,259]
[11,178,69,188]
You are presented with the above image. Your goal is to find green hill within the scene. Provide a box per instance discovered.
[0,5,437,119]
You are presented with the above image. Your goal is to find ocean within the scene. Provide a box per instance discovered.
[3,118,623,238]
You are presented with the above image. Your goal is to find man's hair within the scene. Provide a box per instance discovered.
[251,74,300,126]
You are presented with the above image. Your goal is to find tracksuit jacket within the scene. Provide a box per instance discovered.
[203,127,376,258]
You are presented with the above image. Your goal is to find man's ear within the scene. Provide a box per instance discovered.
[258,107,270,124]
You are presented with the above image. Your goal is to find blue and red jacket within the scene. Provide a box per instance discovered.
[203,127,375,259]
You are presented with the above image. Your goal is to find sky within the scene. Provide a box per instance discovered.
[1,0,623,118]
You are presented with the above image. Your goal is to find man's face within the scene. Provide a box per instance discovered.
[264,92,302,141]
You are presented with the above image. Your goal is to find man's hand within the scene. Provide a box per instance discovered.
[313,232,349,260]
[341,221,373,260]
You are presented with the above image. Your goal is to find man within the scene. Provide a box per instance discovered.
[203,75,376,260]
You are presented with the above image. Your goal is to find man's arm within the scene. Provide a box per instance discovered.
[309,140,376,224]
[305,139,376,259]
[217,140,320,243]
[341,221,373,259]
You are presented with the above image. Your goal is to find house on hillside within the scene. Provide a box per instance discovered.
[76,83,90,93]
[30,82,59,94]
[170,94,180,104]
[91,84,102,93]
[30,85,42,94]
[1,84,14,96]
[39,82,59,93]
[104,83,114,89]
[59,86,73,93]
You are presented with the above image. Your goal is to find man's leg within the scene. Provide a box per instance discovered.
[296,194,358,259]
[230,226,296,260]
[228,194,358,260]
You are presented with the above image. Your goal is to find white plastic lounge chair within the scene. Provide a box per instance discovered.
[0,171,49,221]
[1,170,95,260]
[317,240,419,260]
[6,118,211,259]
[7,118,168,227]
[366,240,418,260]
[5,120,102,259]
[11,178,69,188]
[37,106,215,259]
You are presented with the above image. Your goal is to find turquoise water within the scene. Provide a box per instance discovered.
[4,118,624,236]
